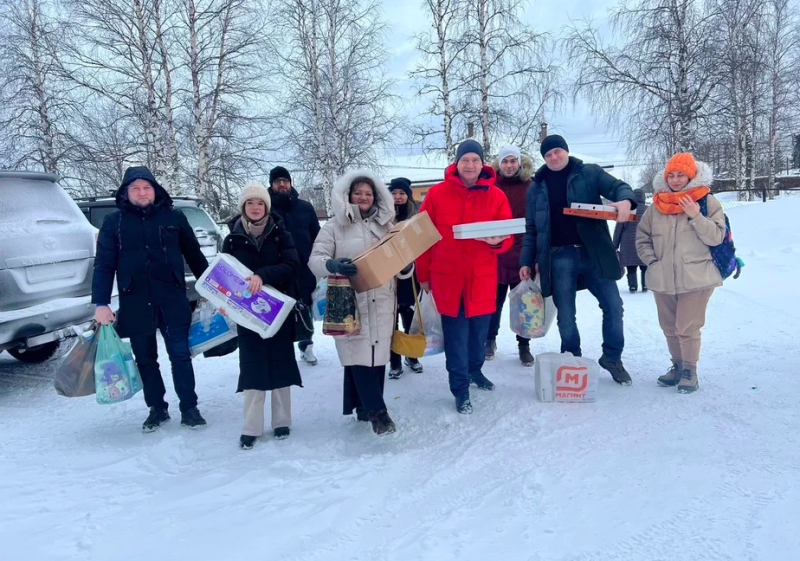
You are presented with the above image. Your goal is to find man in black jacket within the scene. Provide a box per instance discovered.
[520,135,637,385]
[267,166,321,365]
[92,166,209,431]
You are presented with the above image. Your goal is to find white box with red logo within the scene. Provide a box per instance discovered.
[534,352,600,403]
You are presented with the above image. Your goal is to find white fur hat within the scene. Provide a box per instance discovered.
[238,180,271,215]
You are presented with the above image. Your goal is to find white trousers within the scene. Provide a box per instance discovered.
[242,387,291,436]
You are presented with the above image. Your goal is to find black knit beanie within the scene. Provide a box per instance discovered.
[540,135,569,157]
[389,177,413,200]
[269,166,292,186]
[455,139,485,164]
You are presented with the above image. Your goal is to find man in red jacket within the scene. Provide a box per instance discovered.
[416,140,513,414]
[485,145,535,366]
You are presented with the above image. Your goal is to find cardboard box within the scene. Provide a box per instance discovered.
[534,352,599,403]
[563,203,638,222]
[452,218,526,240]
[195,254,296,339]
[350,211,441,293]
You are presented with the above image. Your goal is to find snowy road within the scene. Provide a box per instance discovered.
[2,199,799,561]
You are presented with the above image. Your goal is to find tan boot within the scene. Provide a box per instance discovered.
[678,367,699,394]
[657,361,683,387]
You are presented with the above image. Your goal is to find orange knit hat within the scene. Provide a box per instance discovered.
[664,152,697,180]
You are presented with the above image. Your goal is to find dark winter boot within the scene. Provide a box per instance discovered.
[389,365,403,379]
[356,409,368,422]
[657,361,683,387]
[405,357,424,373]
[180,407,207,429]
[484,340,497,361]
[678,368,699,394]
[470,372,495,391]
[598,355,633,386]
[368,409,396,436]
[519,344,534,367]
[274,427,290,440]
[142,406,170,433]
[239,435,256,450]
[455,394,473,415]
[629,287,638,293]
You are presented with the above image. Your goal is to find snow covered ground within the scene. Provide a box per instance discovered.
[2,199,799,561]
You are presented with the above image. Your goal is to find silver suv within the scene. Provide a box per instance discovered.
[0,171,98,363]
[76,196,221,305]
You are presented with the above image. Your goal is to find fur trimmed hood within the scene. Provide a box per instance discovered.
[331,169,395,227]
[653,160,713,192]
[491,153,535,182]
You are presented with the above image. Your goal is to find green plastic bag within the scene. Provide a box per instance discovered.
[94,325,143,405]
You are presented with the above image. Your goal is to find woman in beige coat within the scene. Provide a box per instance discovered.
[308,170,399,435]
[636,153,725,393]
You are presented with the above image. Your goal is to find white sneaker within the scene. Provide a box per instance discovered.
[300,345,318,365]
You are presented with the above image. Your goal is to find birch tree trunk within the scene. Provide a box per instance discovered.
[132,0,163,176]
[154,0,181,194]
[26,0,58,173]
[476,0,491,153]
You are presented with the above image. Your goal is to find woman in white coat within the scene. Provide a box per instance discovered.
[309,171,401,436]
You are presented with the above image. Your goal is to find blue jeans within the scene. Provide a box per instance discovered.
[441,301,492,398]
[298,339,313,352]
[550,246,625,361]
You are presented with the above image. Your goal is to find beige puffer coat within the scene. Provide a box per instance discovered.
[636,161,726,295]
[308,170,397,367]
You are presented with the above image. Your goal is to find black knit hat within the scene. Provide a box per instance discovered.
[456,139,485,164]
[269,166,292,186]
[389,177,413,199]
[540,135,569,157]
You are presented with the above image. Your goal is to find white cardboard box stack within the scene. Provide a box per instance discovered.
[452,218,526,240]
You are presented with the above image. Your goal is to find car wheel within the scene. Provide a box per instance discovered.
[8,341,61,364]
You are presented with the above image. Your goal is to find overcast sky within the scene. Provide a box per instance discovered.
[378,0,643,183]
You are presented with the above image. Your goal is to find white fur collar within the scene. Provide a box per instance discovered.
[653,160,713,192]
[331,169,395,226]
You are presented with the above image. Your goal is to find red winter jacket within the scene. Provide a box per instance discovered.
[416,163,513,318]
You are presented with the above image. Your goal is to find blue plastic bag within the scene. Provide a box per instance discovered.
[311,278,327,321]
[95,325,143,405]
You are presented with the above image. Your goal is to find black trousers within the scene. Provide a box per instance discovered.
[343,365,387,415]
[389,306,415,368]
[626,266,648,290]
[129,306,198,413]
[487,282,530,346]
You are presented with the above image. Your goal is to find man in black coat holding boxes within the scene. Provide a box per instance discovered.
[519,135,637,385]
[92,166,209,432]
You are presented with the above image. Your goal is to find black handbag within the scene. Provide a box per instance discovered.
[293,301,315,342]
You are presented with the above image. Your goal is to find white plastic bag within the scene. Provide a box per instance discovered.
[188,300,237,357]
[508,276,556,339]
[409,291,444,356]
[311,278,327,321]
[534,352,600,403]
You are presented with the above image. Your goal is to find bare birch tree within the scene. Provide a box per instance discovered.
[273,0,397,214]
[566,0,721,157]
[0,0,73,173]
[181,0,269,215]
[409,0,470,160]
[460,0,559,155]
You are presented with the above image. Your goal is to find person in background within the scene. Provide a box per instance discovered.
[221,181,302,449]
[308,171,399,436]
[416,140,513,414]
[92,166,209,432]
[485,145,535,366]
[519,135,637,386]
[267,166,321,365]
[636,153,725,394]
[388,177,424,379]
[614,188,649,293]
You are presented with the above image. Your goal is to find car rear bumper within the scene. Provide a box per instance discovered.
[0,294,118,351]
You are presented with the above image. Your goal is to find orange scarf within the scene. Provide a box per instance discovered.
[653,186,710,214]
